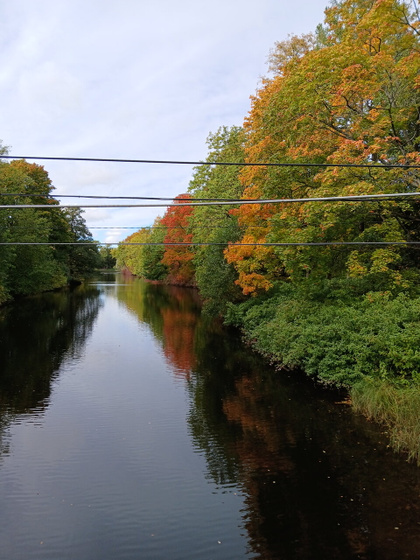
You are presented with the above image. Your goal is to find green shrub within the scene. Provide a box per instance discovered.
[226,289,420,387]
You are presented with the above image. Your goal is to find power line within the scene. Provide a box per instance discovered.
[1,191,420,208]
[2,155,420,169]
[89,225,264,229]
[7,224,338,233]
[1,241,419,247]
[0,193,242,201]
[89,226,147,229]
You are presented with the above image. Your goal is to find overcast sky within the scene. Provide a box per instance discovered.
[0,0,329,243]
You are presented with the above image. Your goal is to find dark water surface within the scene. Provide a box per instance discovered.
[0,272,420,560]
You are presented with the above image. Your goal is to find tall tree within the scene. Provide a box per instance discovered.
[225,0,420,296]
[61,208,101,281]
[188,126,245,314]
[0,159,67,297]
[114,228,150,276]
[0,155,100,300]
[142,217,168,280]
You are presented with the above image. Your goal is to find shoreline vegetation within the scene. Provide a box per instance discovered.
[124,269,420,465]
[223,286,420,464]
[113,0,420,465]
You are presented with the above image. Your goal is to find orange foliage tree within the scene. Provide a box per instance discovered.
[160,194,195,285]
[225,0,420,295]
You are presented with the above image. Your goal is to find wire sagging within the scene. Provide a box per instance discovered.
[1,191,420,209]
[2,155,420,169]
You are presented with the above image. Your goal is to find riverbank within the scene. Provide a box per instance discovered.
[225,285,420,465]
[352,380,420,464]
[112,271,420,465]
[0,269,115,308]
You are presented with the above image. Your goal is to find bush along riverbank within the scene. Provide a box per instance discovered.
[225,285,420,465]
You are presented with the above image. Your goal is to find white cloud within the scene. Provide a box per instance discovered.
[18,61,83,117]
[105,229,129,245]
[0,0,329,242]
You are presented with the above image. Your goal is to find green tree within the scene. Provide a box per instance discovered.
[0,155,100,301]
[114,228,150,276]
[188,126,245,314]
[98,246,117,269]
[61,208,101,281]
[142,217,168,280]
[0,158,67,297]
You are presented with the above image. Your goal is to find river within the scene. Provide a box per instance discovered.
[0,272,419,560]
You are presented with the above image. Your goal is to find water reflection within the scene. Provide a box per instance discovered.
[114,276,420,560]
[0,283,102,450]
[1,274,419,559]
[113,277,202,379]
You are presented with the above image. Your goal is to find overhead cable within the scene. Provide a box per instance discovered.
[0,193,242,201]
[1,241,419,247]
[1,191,420,209]
[2,155,420,169]
[8,224,336,231]
[89,226,147,229]
[88,225,264,229]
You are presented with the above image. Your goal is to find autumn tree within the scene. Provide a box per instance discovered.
[225,0,420,296]
[160,194,195,285]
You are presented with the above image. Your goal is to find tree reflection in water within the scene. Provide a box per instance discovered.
[114,277,420,560]
[0,283,102,455]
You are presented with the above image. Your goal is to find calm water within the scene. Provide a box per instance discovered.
[0,272,420,560]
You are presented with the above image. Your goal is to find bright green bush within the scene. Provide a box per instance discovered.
[226,288,420,387]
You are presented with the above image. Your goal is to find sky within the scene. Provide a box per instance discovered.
[0,0,329,244]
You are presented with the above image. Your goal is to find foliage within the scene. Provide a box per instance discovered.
[114,229,150,276]
[352,378,420,464]
[188,126,245,315]
[114,219,168,280]
[226,287,420,387]
[115,195,196,285]
[110,2,420,410]
[0,152,100,302]
[98,246,117,269]
[59,208,101,281]
[142,217,168,280]
[219,2,420,462]
[224,0,420,296]
[160,194,195,285]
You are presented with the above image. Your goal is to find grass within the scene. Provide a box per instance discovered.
[351,379,420,465]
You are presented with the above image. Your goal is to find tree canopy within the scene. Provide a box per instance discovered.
[119,0,420,302]
[115,0,420,392]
